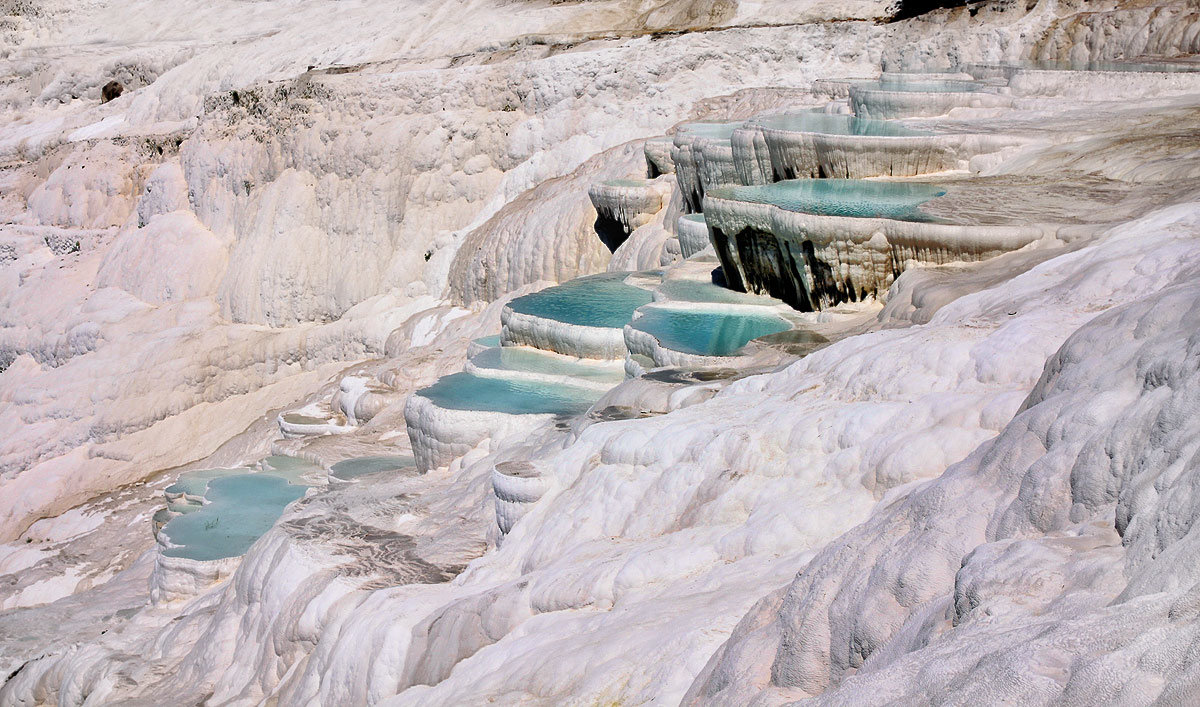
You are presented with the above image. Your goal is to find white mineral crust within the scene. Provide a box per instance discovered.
[5,0,1200,705]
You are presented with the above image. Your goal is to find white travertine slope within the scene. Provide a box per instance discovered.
[687,205,1200,705]
[16,192,1195,707]
[5,0,1200,705]
[5,0,911,540]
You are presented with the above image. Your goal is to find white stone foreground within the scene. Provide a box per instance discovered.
[40,196,1195,707]
[687,204,1200,705]
[7,0,1200,704]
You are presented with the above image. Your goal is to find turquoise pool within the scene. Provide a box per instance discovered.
[164,468,242,498]
[676,122,743,139]
[707,179,946,222]
[281,412,332,426]
[417,372,600,415]
[756,112,931,137]
[631,307,791,356]
[604,178,653,187]
[471,346,626,384]
[260,455,322,478]
[656,279,778,306]
[508,273,654,329]
[330,455,415,480]
[856,79,984,93]
[160,472,308,561]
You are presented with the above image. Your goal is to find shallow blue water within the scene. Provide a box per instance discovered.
[856,79,984,93]
[676,122,742,139]
[604,178,653,187]
[756,112,931,137]
[164,468,243,498]
[281,412,331,425]
[631,308,791,356]
[508,273,653,328]
[656,279,779,306]
[329,455,415,480]
[708,179,946,222]
[161,473,308,561]
[680,213,706,224]
[260,455,322,478]
[417,372,600,415]
[473,334,502,348]
[471,346,625,383]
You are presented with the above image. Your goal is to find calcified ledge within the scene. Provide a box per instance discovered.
[500,306,628,359]
[728,126,774,186]
[811,78,872,99]
[463,347,624,393]
[1004,68,1200,99]
[747,124,1020,180]
[492,461,549,540]
[623,302,793,369]
[404,392,563,472]
[588,179,667,252]
[277,405,352,438]
[676,214,710,258]
[151,531,241,605]
[849,85,1012,119]
[961,60,1200,86]
[810,72,971,99]
[703,193,1052,310]
[644,137,675,177]
[673,128,740,213]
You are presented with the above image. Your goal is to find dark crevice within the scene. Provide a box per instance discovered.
[713,226,897,312]
[594,214,631,252]
[887,0,986,22]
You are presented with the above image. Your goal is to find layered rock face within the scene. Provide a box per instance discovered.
[5,0,1200,706]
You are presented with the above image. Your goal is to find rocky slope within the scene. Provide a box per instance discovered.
[3,0,1200,704]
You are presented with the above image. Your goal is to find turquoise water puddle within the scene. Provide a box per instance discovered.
[604,178,653,187]
[656,279,780,306]
[681,213,706,224]
[260,455,322,477]
[471,346,625,384]
[330,455,415,481]
[281,412,332,426]
[756,112,931,137]
[857,79,984,92]
[631,308,791,356]
[161,473,308,561]
[160,456,318,561]
[473,334,502,348]
[417,372,599,415]
[508,273,653,328]
[165,468,243,498]
[676,122,742,139]
[708,179,947,222]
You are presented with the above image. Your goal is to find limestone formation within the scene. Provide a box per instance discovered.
[5,1,1200,706]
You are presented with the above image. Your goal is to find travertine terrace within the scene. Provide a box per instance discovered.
[4,0,1200,704]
